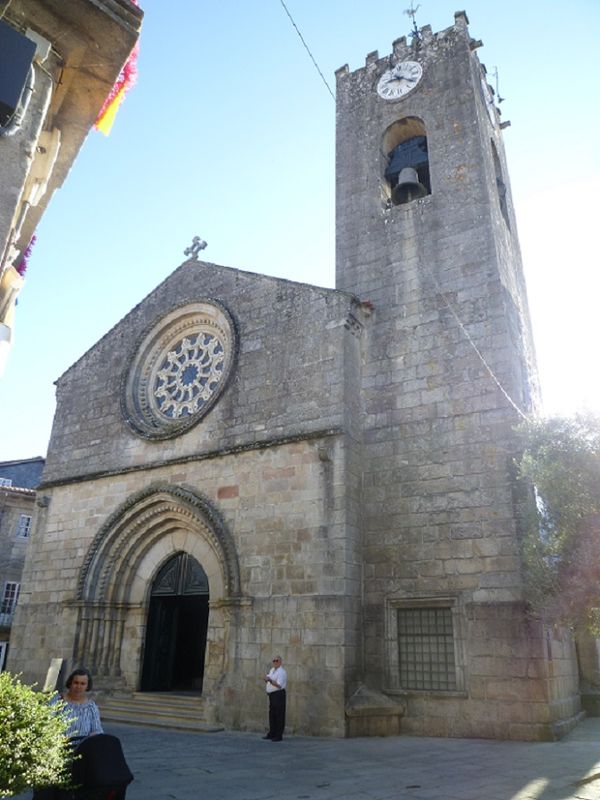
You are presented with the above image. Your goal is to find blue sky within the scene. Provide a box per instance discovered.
[1,0,599,461]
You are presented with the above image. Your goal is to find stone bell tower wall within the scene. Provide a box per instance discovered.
[335,13,579,739]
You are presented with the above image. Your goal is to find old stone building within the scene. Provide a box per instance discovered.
[9,12,583,739]
[0,0,142,372]
[0,457,44,670]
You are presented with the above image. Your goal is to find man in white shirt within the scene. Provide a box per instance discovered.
[262,655,287,741]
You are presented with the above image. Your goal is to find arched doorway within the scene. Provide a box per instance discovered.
[141,552,209,692]
[74,484,241,693]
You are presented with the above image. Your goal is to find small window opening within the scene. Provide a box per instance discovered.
[382,117,431,207]
[16,514,32,538]
[0,582,20,617]
[491,141,510,228]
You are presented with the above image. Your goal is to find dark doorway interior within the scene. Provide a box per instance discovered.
[141,552,209,692]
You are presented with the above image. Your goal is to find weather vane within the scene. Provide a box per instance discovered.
[184,235,207,260]
[491,67,505,104]
[403,2,421,44]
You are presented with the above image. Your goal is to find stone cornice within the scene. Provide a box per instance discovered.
[40,427,344,490]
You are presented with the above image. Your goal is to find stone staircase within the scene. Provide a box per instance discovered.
[98,691,224,733]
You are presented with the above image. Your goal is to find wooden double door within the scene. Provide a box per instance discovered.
[141,552,209,692]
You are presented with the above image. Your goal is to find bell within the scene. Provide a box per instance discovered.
[392,167,428,205]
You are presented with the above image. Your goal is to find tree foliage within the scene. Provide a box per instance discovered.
[517,413,600,633]
[0,672,71,798]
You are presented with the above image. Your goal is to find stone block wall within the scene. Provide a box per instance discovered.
[10,256,367,736]
[43,264,362,486]
[0,489,35,581]
[332,16,579,739]
[10,430,361,736]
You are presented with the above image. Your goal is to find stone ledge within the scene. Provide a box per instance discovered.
[40,427,343,489]
[345,685,405,737]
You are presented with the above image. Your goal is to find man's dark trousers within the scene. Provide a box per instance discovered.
[268,689,286,739]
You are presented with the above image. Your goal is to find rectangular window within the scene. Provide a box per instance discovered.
[0,582,20,615]
[0,477,12,487]
[15,514,32,538]
[397,606,457,691]
[0,641,7,671]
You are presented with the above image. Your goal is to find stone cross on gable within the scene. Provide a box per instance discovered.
[184,236,207,260]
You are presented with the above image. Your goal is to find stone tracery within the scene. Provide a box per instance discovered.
[154,332,225,419]
[122,300,237,439]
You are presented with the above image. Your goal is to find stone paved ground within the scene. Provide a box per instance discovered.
[12,718,600,800]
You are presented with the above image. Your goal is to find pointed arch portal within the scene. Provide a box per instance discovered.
[73,484,242,692]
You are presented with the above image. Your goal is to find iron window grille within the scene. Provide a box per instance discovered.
[397,606,457,691]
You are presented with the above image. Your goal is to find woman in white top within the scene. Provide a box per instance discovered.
[33,668,103,800]
[58,668,103,742]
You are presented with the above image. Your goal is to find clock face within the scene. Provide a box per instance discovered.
[377,60,423,101]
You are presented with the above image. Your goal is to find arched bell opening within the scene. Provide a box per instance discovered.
[141,551,209,693]
[382,117,431,206]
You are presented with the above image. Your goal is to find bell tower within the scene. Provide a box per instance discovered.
[336,12,531,325]
[336,13,581,739]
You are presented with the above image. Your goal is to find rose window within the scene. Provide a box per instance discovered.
[122,301,237,439]
[154,333,225,419]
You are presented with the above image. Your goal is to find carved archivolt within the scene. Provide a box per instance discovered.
[73,484,241,680]
[77,483,241,605]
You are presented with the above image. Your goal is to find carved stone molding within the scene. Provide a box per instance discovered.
[121,300,238,440]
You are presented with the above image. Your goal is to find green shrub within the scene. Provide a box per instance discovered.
[0,672,71,798]
[517,413,600,632]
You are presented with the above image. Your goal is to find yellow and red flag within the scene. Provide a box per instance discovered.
[94,0,140,136]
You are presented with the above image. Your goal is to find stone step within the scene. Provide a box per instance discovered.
[131,692,205,709]
[99,692,224,733]
[103,699,205,722]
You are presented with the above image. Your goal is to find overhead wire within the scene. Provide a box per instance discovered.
[421,260,531,421]
[278,0,335,101]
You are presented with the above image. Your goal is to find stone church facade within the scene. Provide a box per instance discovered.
[9,12,582,740]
